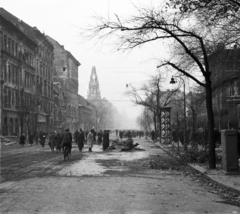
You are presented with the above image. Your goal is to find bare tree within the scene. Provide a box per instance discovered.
[82,4,230,168]
[125,74,177,138]
[168,0,240,23]
[168,0,240,46]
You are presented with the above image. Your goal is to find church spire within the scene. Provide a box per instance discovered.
[87,66,101,100]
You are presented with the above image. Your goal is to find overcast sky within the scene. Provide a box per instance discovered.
[1,0,170,124]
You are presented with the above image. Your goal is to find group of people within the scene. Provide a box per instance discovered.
[73,129,111,152]
[19,131,47,147]
[19,128,112,153]
[117,130,145,140]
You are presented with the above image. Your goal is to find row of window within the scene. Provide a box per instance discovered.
[3,117,19,136]
[24,71,34,90]
[67,105,78,117]
[3,34,54,80]
[3,60,21,85]
[36,59,52,80]
[3,86,52,114]
[3,59,52,98]
[36,44,53,64]
[54,109,64,121]
[4,35,34,67]
[36,76,52,98]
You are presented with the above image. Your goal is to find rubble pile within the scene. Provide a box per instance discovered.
[111,139,139,151]
[148,154,185,171]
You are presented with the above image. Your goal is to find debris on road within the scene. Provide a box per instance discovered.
[111,139,139,152]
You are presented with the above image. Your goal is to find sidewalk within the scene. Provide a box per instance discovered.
[154,140,240,195]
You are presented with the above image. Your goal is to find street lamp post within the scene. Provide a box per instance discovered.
[170,76,187,152]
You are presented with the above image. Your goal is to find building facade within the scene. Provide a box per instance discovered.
[47,35,81,133]
[0,8,55,137]
[33,27,54,133]
[209,44,240,129]
[0,8,99,136]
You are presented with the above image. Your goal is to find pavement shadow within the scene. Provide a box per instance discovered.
[215,200,240,208]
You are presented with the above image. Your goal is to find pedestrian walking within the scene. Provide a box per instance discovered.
[77,129,85,152]
[39,131,46,147]
[62,129,72,147]
[119,130,123,141]
[73,129,79,145]
[87,129,94,152]
[85,130,89,142]
[62,128,72,160]
[97,130,103,145]
[55,132,62,153]
[28,131,34,146]
[93,129,96,144]
[48,131,56,152]
[106,130,110,148]
[102,130,108,151]
[151,130,155,142]
[127,130,132,139]
[19,133,26,146]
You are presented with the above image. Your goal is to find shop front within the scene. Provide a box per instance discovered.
[37,114,48,133]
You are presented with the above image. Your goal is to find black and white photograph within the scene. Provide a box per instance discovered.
[0,0,240,213]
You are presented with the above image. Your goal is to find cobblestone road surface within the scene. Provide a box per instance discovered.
[0,137,240,214]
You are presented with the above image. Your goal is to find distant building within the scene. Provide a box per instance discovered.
[87,66,101,100]
[87,66,122,131]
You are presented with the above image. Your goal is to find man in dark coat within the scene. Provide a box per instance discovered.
[55,132,62,153]
[73,130,79,145]
[28,131,34,146]
[127,130,132,139]
[48,131,56,152]
[62,128,72,150]
[93,129,96,144]
[62,129,72,148]
[119,131,123,141]
[151,130,155,142]
[172,129,178,143]
[106,130,110,148]
[39,131,46,147]
[19,133,26,146]
[77,129,85,152]
[102,130,108,151]
[98,130,103,144]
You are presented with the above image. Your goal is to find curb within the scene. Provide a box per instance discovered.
[154,142,240,195]
[188,164,240,195]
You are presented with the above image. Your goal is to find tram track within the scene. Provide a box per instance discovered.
[1,145,81,182]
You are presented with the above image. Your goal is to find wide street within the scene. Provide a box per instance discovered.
[0,135,240,214]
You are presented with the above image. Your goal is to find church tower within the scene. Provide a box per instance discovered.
[87,66,101,100]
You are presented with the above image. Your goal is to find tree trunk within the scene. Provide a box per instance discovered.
[205,80,216,169]
[153,112,157,132]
